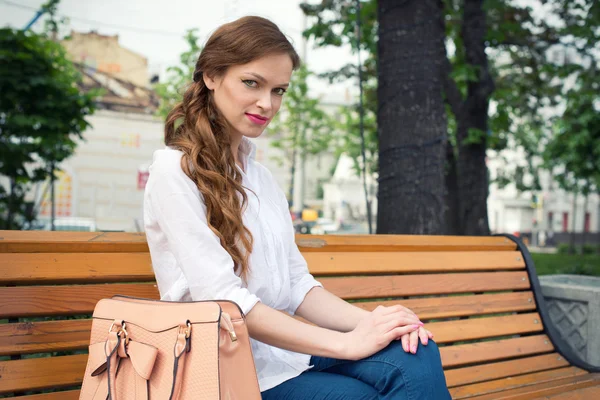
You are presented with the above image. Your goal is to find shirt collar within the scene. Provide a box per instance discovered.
[239,136,257,164]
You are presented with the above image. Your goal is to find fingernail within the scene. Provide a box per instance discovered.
[418,322,424,326]
[424,339,429,345]
[411,345,416,353]
[412,324,420,329]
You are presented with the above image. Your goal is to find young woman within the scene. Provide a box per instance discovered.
[144,16,451,400]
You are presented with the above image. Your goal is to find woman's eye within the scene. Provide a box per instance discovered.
[274,88,287,96]
[242,79,257,88]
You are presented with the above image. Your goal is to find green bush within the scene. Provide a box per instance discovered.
[531,252,600,276]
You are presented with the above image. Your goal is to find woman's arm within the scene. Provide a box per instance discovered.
[295,286,369,332]
[296,287,435,354]
[246,302,346,358]
[246,301,421,361]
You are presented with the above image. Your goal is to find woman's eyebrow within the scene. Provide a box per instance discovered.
[245,72,289,87]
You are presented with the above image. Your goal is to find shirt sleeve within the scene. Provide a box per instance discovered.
[147,166,260,316]
[275,186,322,315]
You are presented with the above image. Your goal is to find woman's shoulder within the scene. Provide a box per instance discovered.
[146,147,199,194]
[149,147,186,177]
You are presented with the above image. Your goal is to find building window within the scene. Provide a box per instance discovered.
[40,171,73,217]
[584,212,591,233]
[548,212,553,231]
[562,212,569,233]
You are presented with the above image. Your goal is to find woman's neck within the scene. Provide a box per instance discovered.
[230,134,244,172]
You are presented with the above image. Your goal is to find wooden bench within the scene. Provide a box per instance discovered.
[1,231,599,399]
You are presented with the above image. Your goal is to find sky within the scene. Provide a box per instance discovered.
[0,0,357,103]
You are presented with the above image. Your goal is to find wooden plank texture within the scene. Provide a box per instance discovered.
[0,283,160,318]
[0,231,148,253]
[321,272,531,299]
[0,319,92,356]
[445,353,570,388]
[0,285,535,320]
[1,312,544,356]
[0,354,87,394]
[296,234,517,252]
[304,251,525,275]
[0,253,154,284]
[439,335,554,368]
[429,313,544,344]
[350,291,537,320]
[0,230,517,253]
[18,391,80,400]
[449,367,587,399]
[465,373,600,399]
[536,385,600,399]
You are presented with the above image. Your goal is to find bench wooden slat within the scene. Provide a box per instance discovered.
[0,231,148,253]
[321,271,531,299]
[0,319,92,356]
[354,291,537,319]
[449,367,587,399]
[465,373,600,399]
[0,253,154,284]
[0,354,87,394]
[0,231,517,253]
[0,251,526,285]
[445,353,570,388]
[1,311,542,356]
[0,284,160,318]
[537,385,600,399]
[17,391,80,400]
[305,251,525,275]
[440,335,554,368]
[297,235,517,252]
[0,282,535,320]
[431,313,543,344]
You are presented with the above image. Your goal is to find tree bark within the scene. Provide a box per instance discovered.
[444,143,461,234]
[376,0,448,234]
[455,0,494,235]
[570,191,578,254]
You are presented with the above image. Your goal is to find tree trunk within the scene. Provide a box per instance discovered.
[288,146,296,208]
[570,191,578,254]
[455,0,494,236]
[376,0,448,234]
[444,143,461,234]
[5,178,16,230]
[582,193,589,249]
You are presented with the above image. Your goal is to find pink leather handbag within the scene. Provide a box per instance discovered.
[79,295,261,399]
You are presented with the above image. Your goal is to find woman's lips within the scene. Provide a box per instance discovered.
[246,113,269,126]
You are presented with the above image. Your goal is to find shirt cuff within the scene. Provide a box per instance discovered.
[189,285,261,316]
[287,275,323,315]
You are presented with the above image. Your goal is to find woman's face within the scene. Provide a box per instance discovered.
[203,53,294,141]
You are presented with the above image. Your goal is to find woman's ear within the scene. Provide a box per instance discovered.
[203,73,217,90]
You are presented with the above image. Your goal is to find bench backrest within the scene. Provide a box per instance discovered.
[0,231,579,398]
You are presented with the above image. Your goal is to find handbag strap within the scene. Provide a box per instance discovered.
[168,322,192,400]
[97,320,190,400]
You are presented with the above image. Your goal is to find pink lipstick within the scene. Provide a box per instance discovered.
[246,113,268,125]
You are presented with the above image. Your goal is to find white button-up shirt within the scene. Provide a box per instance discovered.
[143,137,322,392]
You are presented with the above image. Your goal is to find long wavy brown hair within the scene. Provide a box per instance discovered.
[164,16,300,278]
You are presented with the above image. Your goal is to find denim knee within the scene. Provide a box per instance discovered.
[384,340,449,397]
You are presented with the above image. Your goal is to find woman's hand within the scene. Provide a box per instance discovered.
[341,305,422,360]
[399,326,434,354]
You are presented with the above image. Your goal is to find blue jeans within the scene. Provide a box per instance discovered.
[262,340,451,399]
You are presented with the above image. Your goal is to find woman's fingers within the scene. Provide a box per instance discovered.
[409,329,419,354]
[380,305,418,317]
[418,326,429,346]
[380,315,422,333]
[385,324,420,342]
[401,333,410,352]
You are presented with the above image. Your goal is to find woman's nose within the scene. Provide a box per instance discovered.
[256,91,273,112]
